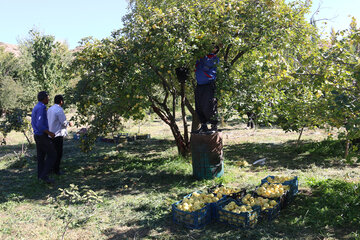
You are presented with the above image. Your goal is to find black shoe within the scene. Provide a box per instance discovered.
[40,177,55,184]
[199,124,209,133]
[192,124,208,134]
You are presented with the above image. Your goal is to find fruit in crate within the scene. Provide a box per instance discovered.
[176,192,220,212]
[241,194,278,210]
[256,183,290,198]
[212,186,239,197]
[266,176,295,184]
[223,201,252,213]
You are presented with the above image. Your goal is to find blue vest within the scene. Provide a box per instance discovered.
[195,54,219,85]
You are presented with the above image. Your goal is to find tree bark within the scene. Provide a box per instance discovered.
[22,131,31,146]
[180,80,189,145]
[151,103,190,157]
[345,139,350,159]
[296,127,304,147]
[185,97,200,132]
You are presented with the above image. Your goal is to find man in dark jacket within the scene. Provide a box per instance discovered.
[194,45,220,133]
[31,91,56,184]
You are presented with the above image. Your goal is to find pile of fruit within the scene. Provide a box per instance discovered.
[222,200,253,213]
[241,194,278,211]
[211,185,240,197]
[266,176,295,184]
[176,192,220,212]
[256,183,290,198]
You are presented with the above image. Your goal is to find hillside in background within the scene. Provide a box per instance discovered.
[0,41,80,56]
[0,42,20,56]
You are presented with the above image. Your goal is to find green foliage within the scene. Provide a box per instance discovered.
[72,0,317,155]
[302,179,360,228]
[314,22,360,157]
[20,29,73,98]
[0,29,74,145]
[69,37,148,151]
[0,108,32,145]
[47,184,103,239]
[0,77,24,112]
[0,48,22,113]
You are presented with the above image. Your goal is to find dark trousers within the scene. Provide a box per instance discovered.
[195,83,218,125]
[52,136,63,173]
[34,134,56,179]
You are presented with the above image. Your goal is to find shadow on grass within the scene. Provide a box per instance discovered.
[1,138,359,204]
[102,201,320,240]
[224,139,360,170]
[0,138,195,204]
[1,137,359,239]
[102,190,358,240]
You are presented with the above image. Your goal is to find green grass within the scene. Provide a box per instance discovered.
[0,124,360,239]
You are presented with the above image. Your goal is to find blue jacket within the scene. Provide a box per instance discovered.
[31,102,49,135]
[195,53,219,85]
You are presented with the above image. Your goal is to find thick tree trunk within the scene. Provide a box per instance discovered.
[185,97,200,132]
[151,103,190,157]
[169,120,190,157]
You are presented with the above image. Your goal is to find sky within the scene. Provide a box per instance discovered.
[306,0,360,36]
[0,0,129,49]
[0,0,360,49]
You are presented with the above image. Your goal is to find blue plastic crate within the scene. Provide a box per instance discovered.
[254,184,291,210]
[237,191,281,222]
[254,199,281,221]
[261,176,298,198]
[216,198,259,228]
[261,176,298,194]
[172,200,211,229]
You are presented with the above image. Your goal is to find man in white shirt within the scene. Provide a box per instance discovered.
[47,95,72,175]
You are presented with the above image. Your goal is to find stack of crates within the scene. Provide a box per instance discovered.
[172,176,298,229]
[207,185,246,222]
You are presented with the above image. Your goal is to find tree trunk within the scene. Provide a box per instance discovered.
[345,139,350,159]
[185,97,200,132]
[180,80,189,145]
[169,120,190,157]
[151,104,190,157]
[22,130,32,146]
[296,127,304,147]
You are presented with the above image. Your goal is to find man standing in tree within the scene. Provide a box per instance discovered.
[31,91,56,184]
[47,95,71,175]
[194,44,220,133]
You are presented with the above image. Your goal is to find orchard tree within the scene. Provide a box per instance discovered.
[0,47,23,113]
[0,30,73,145]
[319,19,360,157]
[73,0,317,156]
[70,37,148,151]
[20,29,73,98]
